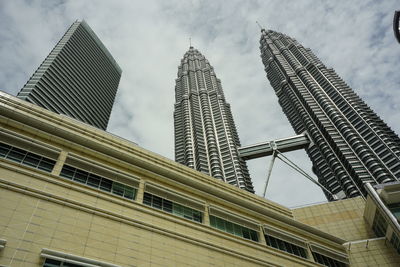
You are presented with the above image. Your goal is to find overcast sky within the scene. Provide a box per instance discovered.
[1,0,399,208]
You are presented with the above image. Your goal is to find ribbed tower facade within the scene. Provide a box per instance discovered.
[174,47,254,193]
[17,20,121,130]
[260,29,400,200]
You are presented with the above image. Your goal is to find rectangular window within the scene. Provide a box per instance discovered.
[390,233,400,254]
[209,215,258,242]
[310,244,349,267]
[41,248,117,267]
[43,258,84,267]
[0,141,55,173]
[372,209,388,237]
[60,164,136,200]
[143,192,202,223]
[312,252,347,267]
[265,234,307,259]
[388,203,400,221]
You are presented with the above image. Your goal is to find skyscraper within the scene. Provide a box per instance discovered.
[174,46,254,193]
[260,29,400,200]
[17,20,122,130]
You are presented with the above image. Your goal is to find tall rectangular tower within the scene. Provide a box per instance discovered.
[259,29,400,200]
[174,47,254,193]
[17,20,122,130]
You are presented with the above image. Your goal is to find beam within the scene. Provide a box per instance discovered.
[238,133,310,160]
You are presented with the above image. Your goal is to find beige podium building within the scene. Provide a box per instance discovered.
[1,91,400,266]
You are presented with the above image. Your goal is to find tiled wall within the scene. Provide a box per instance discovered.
[293,197,375,241]
[347,239,400,266]
[0,166,318,267]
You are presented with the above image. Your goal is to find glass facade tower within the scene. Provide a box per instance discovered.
[260,29,400,200]
[174,47,254,193]
[17,20,121,130]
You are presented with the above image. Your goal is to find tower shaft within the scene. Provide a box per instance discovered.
[260,30,400,199]
[17,20,121,130]
[174,47,254,193]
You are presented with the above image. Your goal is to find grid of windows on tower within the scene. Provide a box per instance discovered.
[0,142,55,172]
[264,234,307,259]
[209,215,259,242]
[372,210,388,237]
[60,164,136,200]
[388,203,400,220]
[390,233,400,254]
[312,252,347,267]
[143,192,202,223]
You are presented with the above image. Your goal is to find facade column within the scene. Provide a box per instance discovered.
[258,225,266,245]
[204,203,210,225]
[51,150,68,176]
[136,179,146,203]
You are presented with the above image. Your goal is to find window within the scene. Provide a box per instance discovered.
[388,203,400,221]
[60,164,136,200]
[390,233,400,254]
[209,215,258,242]
[43,258,84,267]
[0,142,56,173]
[372,209,388,237]
[310,244,349,267]
[143,192,202,223]
[41,248,120,267]
[265,234,307,258]
[312,252,347,267]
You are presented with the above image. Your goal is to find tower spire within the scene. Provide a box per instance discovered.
[256,21,262,30]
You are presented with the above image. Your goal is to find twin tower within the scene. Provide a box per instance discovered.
[17,21,400,201]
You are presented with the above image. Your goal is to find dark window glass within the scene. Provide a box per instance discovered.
[60,165,75,179]
[242,228,250,239]
[38,158,56,172]
[143,192,152,206]
[60,164,136,200]
[22,152,41,167]
[123,186,135,200]
[216,217,225,231]
[233,224,242,236]
[87,174,101,188]
[163,199,173,213]
[372,210,387,237]
[43,258,62,267]
[193,211,202,223]
[43,258,86,267]
[250,230,258,242]
[143,192,202,223]
[209,215,258,242]
[173,203,183,216]
[64,263,85,267]
[112,182,124,196]
[312,252,347,267]
[225,221,234,234]
[7,148,26,163]
[0,143,11,157]
[74,169,88,184]
[152,195,162,209]
[0,142,54,172]
[184,207,193,220]
[264,234,308,259]
[390,233,400,254]
[99,178,112,192]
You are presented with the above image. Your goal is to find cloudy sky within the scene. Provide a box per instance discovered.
[1,0,399,208]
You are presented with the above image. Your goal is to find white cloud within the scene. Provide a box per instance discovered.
[1,0,399,207]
